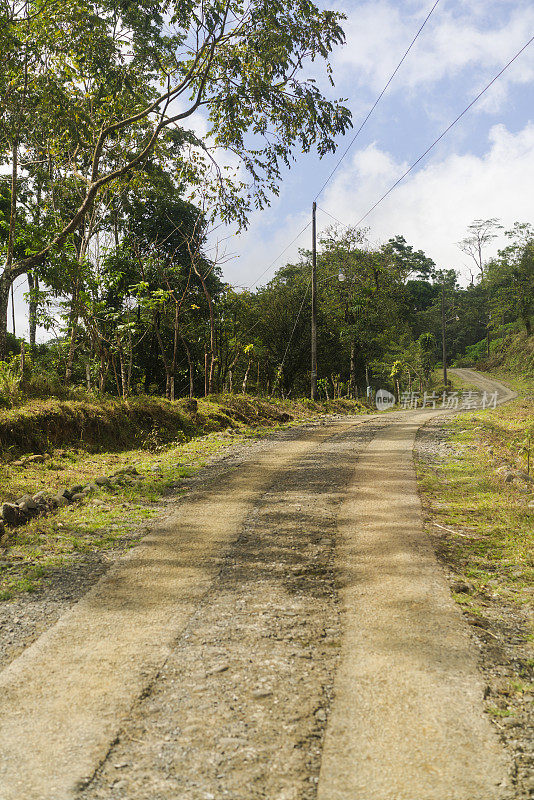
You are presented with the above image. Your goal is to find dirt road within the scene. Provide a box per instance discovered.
[0,372,516,800]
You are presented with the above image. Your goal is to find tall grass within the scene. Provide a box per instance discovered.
[0,361,20,407]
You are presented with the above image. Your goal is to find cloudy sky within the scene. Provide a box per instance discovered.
[223,0,534,290]
[12,0,534,337]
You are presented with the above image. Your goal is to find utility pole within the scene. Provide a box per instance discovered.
[441,283,447,390]
[311,201,317,400]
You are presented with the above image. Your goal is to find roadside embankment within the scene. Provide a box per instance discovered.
[415,371,533,799]
[0,393,367,459]
[0,394,368,602]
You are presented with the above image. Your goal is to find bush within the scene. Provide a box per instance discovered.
[0,361,21,407]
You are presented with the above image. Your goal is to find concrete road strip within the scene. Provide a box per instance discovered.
[0,420,366,800]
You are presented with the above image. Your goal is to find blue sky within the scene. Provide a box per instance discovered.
[13,0,534,337]
[222,0,534,290]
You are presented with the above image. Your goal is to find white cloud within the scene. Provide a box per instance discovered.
[317,121,534,280]
[334,0,534,110]
[223,121,534,289]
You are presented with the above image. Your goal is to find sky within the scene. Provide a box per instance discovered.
[11,0,534,338]
[222,0,534,290]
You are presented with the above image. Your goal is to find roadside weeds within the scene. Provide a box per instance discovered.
[415,374,533,799]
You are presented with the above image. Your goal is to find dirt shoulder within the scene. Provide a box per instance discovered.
[414,376,534,799]
[0,414,359,672]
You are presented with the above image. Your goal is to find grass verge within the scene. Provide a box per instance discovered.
[416,370,533,795]
[0,395,368,600]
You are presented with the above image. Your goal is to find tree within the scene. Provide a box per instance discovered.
[0,0,352,357]
[386,235,436,281]
[457,218,503,277]
[457,218,503,356]
[486,223,534,336]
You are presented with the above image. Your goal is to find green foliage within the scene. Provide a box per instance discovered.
[0,360,20,406]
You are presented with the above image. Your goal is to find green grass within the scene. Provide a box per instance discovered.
[0,392,368,459]
[0,395,371,600]
[417,372,533,613]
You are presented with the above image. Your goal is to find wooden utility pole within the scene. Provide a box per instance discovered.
[311,201,317,400]
[441,283,447,389]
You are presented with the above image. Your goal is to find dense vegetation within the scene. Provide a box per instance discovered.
[1,2,532,406]
[0,215,531,407]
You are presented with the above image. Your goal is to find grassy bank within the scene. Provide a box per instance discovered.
[416,371,533,759]
[0,393,367,460]
[418,384,533,605]
[0,394,367,600]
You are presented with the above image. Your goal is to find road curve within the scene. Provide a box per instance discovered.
[0,372,515,800]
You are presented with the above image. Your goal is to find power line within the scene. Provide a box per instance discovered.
[353,34,534,229]
[278,279,311,378]
[317,206,350,229]
[247,220,311,290]
[313,0,442,202]
[245,0,441,291]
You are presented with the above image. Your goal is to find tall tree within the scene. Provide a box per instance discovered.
[486,222,534,336]
[0,0,352,357]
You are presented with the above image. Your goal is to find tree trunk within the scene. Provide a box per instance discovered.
[119,346,127,399]
[0,277,11,359]
[99,349,108,393]
[11,285,15,336]
[111,353,121,396]
[180,333,194,398]
[0,140,18,359]
[194,267,217,393]
[65,283,79,383]
[152,313,172,398]
[27,271,38,352]
[242,360,252,394]
[349,341,356,397]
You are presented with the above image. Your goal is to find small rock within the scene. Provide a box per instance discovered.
[95,476,111,486]
[57,488,73,501]
[113,466,139,477]
[18,501,37,515]
[452,580,474,595]
[55,495,69,508]
[32,491,49,503]
[70,484,84,494]
[26,454,45,463]
[71,492,86,501]
[252,688,273,699]
[315,708,327,722]
[2,503,18,526]
[16,494,37,510]
[206,662,229,675]
[83,483,98,494]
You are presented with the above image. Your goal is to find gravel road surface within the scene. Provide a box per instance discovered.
[0,372,517,800]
